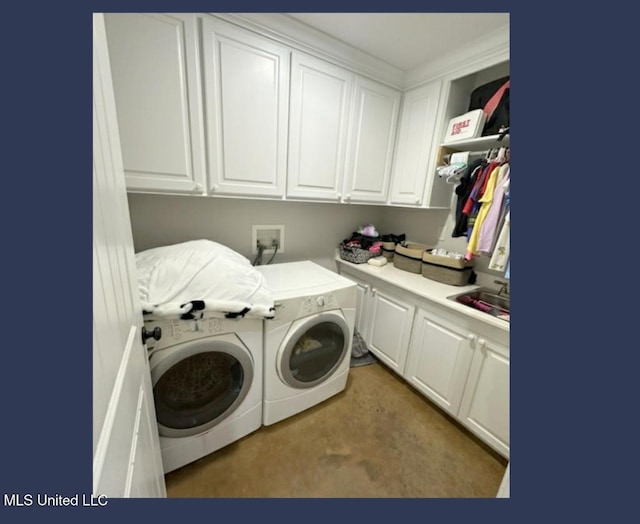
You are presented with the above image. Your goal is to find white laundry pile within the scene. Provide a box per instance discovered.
[136,239,275,320]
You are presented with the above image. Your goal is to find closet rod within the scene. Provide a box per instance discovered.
[443,146,509,164]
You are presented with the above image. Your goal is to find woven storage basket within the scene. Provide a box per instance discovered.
[339,244,376,264]
[421,252,474,286]
[381,241,396,261]
[393,242,430,273]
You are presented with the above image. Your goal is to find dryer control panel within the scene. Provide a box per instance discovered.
[298,291,337,317]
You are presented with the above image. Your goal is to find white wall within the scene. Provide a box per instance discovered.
[127,193,384,270]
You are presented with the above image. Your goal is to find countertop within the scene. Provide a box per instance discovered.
[335,254,510,333]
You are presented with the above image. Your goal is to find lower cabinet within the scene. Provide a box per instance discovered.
[405,307,510,458]
[366,287,415,374]
[345,273,373,341]
[458,337,510,457]
[338,264,509,458]
[404,308,475,417]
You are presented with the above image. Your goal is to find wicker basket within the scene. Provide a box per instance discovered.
[393,242,431,273]
[339,244,376,264]
[381,241,396,261]
[421,252,474,286]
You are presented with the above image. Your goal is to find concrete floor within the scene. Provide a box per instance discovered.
[165,362,508,498]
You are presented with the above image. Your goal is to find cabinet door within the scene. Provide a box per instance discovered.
[287,52,353,201]
[404,309,475,417]
[104,13,206,194]
[458,338,510,458]
[366,287,415,374]
[342,77,401,204]
[202,18,290,197]
[339,271,372,342]
[388,80,442,206]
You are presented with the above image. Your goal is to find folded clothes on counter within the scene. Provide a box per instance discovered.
[429,248,465,259]
[367,256,388,267]
[342,232,382,254]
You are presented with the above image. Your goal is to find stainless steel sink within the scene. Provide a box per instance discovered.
[448,288,510,321]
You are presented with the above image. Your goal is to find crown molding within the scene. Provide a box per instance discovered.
[206,13,405,89]
[403,24,510,90]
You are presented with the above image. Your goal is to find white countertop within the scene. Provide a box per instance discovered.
[335,254,510,333]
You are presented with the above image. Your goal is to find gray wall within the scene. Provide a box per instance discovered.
[127,193,508,284]
[127,194,384,271]
[472,61,510,88]
[380,206,449,247]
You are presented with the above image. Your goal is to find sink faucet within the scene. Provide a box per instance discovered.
[494,280,509,297]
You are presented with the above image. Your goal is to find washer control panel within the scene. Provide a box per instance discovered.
[298,291,337,317]
[144,317,227,350]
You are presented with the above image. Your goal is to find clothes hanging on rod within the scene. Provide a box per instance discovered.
[464,162,502,260]
[438,149,506,185]
[452,158,484,237]
[488,208,510,272]
[450,146,510,273]
[477,165,510,254]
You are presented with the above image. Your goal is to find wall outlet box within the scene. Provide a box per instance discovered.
[252,225,285,254]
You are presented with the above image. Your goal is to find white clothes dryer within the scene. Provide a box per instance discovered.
[256,261,357,426]
[143,315,262,474]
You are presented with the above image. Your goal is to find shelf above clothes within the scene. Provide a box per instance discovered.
[441,133,510,151]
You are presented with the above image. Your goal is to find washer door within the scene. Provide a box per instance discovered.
[278,311,350,389]
[150,334,254,438]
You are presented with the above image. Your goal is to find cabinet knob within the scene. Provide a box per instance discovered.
[141,326,162,344]
[346,194,352,202]
[415,198,421,205]
[212,184,219,192]
[467,334,477,346]
[194,183,203,191]
[478,338,487,349]
[337,193,342,201]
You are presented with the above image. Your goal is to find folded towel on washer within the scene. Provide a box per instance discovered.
[136,239,275,320]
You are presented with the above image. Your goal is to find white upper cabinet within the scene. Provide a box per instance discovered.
[388,80,442,206]
[342,77,401,204]
[287,52,353,201]
[104,13,206,194]
[201,18,290,197]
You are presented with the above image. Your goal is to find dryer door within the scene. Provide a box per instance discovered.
[278,311,350,389]
[150,334,254,438]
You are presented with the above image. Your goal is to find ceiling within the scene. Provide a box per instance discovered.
[285,13,510,72]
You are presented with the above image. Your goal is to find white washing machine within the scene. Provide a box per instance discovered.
[143,315,263,474]
[256,261,357,426]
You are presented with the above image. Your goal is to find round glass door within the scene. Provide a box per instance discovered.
[280,312,350,389]
[152,339,253,438]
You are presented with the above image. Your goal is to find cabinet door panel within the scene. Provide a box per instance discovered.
[343,78,401,203]
[339,272,371,342]
[404,310,474,416]
[288,52,352,201]
[202,19,289,197]
[367,289,415,373]
[459,340,510,458]
[388,80,442,206]
[105,13,205,194]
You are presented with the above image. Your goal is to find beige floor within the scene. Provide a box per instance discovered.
[165,361,507,498]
